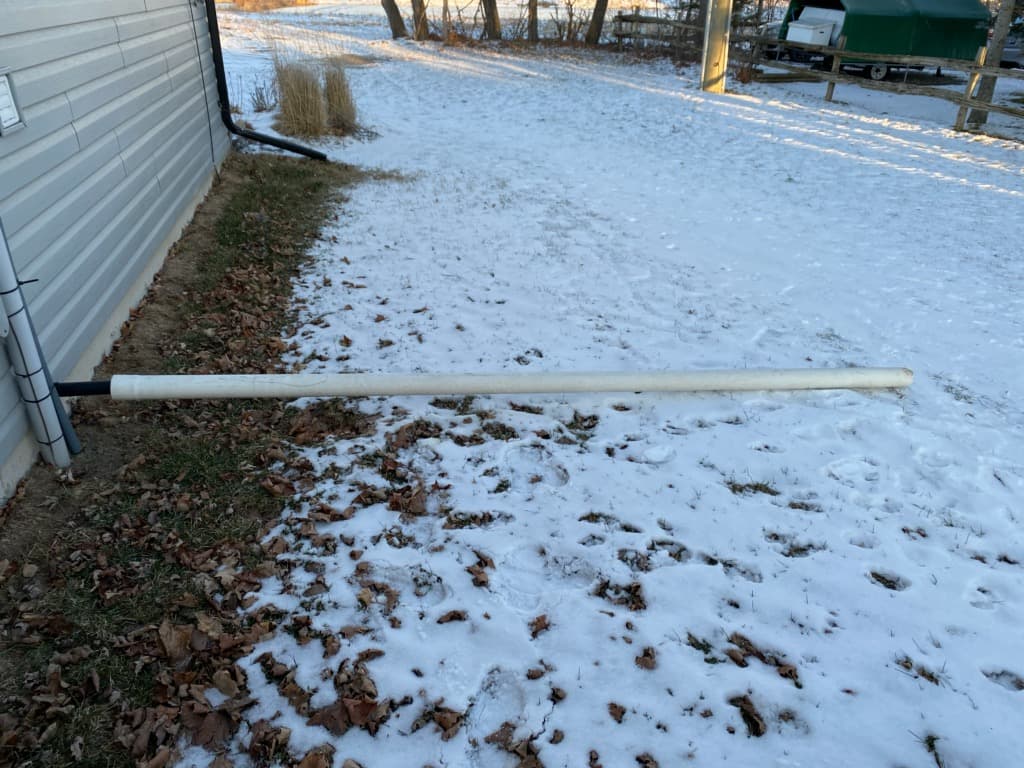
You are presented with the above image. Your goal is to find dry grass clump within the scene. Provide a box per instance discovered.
[272,53,358,138]
[273,60,327,136]
[250,79,277,112]
[323,58,358,133]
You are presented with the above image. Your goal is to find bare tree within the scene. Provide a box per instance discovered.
[968,0,1015,127]
[411,0,429,39]
[481,0,502,39]
[585,0,609,44]
[381,0,408,38]
[528,0,539,43]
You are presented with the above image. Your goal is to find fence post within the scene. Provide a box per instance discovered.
[824,36,846,102]
[700,0,735,93]
[954,46,987,131]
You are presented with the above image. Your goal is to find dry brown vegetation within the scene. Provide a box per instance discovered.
[324,59,358,134]
[272,56,359,138]
[225,0,317,11]
[274,60,327,137]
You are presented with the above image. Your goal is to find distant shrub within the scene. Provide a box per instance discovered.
[228,0,317,11]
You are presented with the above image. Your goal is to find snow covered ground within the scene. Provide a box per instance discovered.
[195,4,1024,767]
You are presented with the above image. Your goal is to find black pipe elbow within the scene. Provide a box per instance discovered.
[202,0,328,161]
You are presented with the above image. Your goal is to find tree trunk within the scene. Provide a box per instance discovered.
[381,0,408,38]
[585,0,609,45]
[411,0,429,40]
[443,0,452,41]
[967,0,1014,127]
[481,0,501,40]
[528,0,538,43]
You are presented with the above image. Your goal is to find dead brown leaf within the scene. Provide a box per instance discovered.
[387,484,427,517]
[212,668,240,699]
[307,702,349,736]
[260,475,296,497]
[432,707,464,740]
[181,702,234,748]
[387,420,443,451]
[296,745,336,768]
[635,646,657,670]
[157,620,193,664]
[727,632,801,688]
[593,580,646,611]
[340,625,371,639]
[247,719,291,762]
[728,694,766,737]
[343,697,378,726]
[437,610,468,624]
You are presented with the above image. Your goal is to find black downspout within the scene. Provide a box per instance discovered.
[55,381,112,398]
[202,0,327,161]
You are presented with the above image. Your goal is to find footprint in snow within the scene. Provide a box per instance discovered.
[544,553,600,585]
[502,445,569,488]
[488,549,547,612]
[637,445,676,465]
[848,532,881,549]
[376,564,450,608]
[465,669,528,762]
[914,447,955,470]
[967,584,1000,610]
[982,669,1024,692]
[826,457,882,487]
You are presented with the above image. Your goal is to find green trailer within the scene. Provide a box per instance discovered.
[779,0,989,79]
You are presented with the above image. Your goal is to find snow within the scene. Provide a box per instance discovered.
[201,3,1024,767]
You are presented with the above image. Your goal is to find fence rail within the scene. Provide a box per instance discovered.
[610,13,703,49]
[748,37,1024,128]
[610,13,1024,134]
[746,36,1024,79]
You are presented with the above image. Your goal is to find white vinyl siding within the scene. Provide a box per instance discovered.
[0,0,230,475]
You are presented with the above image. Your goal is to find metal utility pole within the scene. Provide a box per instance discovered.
[701,0,735,93]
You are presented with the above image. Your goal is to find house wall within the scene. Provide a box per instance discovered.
[0,0,231,494]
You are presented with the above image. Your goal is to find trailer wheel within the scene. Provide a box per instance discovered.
[866,64,889,81]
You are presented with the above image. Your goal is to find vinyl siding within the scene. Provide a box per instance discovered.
[0,0,230,478]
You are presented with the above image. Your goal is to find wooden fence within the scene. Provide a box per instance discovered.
[610,13,1024,134]
[749,37,1024,130]
[610,13,705,54]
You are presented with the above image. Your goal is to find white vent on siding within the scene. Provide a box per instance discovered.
[0,70,25,135]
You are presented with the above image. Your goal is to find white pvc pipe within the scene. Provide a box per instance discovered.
[0,222,72,468]
[110,367,913,400]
